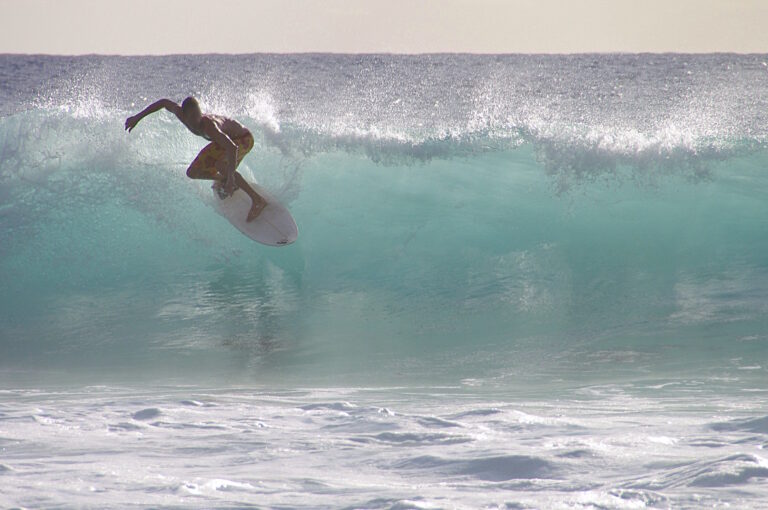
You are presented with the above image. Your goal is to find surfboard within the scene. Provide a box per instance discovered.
[212,181,298,246]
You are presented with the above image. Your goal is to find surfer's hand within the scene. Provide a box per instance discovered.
[124,115,139,133]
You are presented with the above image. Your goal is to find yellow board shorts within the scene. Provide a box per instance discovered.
[187,131,254,180]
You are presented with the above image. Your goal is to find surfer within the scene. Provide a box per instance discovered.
[125,96,266,221]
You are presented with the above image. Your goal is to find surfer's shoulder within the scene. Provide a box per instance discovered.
[159,99,182,117]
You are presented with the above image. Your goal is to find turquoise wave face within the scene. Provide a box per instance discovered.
[1,55,767,387]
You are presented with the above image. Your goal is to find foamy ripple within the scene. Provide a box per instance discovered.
[0,385,766,509]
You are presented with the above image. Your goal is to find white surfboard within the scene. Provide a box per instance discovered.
[212,181,298,246]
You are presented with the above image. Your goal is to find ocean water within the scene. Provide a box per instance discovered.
[1,53,767,508]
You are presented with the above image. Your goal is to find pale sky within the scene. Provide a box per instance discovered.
[2,0,767,54]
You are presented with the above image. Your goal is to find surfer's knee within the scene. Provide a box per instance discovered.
[185,166,198,179]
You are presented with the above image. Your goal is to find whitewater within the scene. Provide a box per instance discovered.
[1,54,767,508]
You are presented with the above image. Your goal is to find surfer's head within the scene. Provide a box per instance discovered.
[181,96,202,126]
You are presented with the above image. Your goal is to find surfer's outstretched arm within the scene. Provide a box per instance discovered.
[125,99,182,132]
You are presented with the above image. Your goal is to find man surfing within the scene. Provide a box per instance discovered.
[125,96,267,221]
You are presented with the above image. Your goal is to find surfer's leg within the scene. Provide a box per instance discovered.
[189,132,263,220]
[186,142,220,180]
[234,172,267,222]
[226,133,264,221]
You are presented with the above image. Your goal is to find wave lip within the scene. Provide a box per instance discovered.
[6,53,768,187]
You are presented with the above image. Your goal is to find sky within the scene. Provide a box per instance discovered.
[1,0,767,55]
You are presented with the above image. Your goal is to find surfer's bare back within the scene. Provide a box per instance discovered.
[125,96,266,221]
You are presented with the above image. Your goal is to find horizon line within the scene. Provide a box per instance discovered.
[3,51,768,58]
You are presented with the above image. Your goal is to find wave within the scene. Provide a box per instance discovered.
[1,54,768,384]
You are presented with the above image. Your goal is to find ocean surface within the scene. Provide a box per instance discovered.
[1,53,767,508]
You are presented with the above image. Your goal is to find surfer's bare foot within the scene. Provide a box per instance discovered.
[247,198,267,222]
